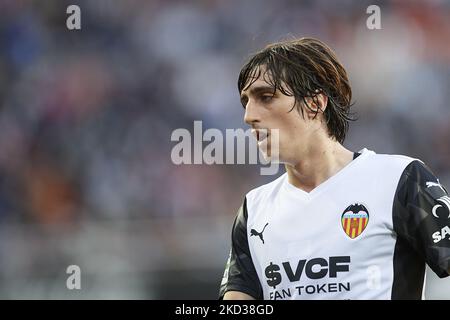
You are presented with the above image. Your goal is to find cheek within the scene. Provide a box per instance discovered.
[278,121,309,150]
[280,119,302,138]
[269,103,305,138]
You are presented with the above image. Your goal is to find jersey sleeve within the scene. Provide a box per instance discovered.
[393,160,450,278]
[218,197,263,299]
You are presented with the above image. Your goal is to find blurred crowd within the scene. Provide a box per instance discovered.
[0,0,449,298]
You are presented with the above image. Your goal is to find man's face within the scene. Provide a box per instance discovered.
[240,70,323,165]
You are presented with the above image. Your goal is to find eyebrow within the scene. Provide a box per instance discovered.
[240,85,275,102]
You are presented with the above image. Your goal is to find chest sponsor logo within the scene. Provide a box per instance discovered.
[265,256,351,288]
[341,203,369,239]
[264,256,351,299]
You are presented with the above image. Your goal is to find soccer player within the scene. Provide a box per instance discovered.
[219,37,450,300]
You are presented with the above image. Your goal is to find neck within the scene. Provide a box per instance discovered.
[285,140,354,193]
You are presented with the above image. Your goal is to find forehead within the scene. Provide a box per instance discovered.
[240,70,293,100]
[240,66,276,96]
[241,79,273,94]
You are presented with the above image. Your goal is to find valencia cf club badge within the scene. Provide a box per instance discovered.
[341,203,369,239]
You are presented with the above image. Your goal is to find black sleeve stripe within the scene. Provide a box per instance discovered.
[218,283,260,300]
[219,197,263,299]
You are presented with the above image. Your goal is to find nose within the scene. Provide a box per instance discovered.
[244,101,260,126]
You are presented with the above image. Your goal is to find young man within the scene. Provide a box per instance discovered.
[219,37,450,300]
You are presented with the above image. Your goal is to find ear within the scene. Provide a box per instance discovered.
[304,92,328,119]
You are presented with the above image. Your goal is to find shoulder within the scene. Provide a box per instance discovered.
[362,150,446,202]
[245,173,287,205]
[366,150,418,168]
[369,152,438,183]
[231,175,286,232]
[360,149,422,178]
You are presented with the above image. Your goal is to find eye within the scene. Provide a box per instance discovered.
[240,97,248,109]
[260,94,274,103]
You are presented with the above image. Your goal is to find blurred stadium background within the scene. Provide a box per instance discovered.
[0,0,449,299]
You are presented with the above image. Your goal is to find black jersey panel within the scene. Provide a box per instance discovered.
[219,198,263,299]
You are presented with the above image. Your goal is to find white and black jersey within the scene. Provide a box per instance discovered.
[219,148,450,300]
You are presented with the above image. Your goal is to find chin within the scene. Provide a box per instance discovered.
[258,132,284,163]
[259,146,284,164]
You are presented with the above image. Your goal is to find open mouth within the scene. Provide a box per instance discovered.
[252,129,269,142]
[259,130,268,142]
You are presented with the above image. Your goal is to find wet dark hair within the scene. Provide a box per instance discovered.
[238,37,356,144]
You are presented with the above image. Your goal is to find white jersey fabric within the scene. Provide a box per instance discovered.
[219,148,450,300]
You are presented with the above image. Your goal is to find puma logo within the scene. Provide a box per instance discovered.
[250,223,269,244]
